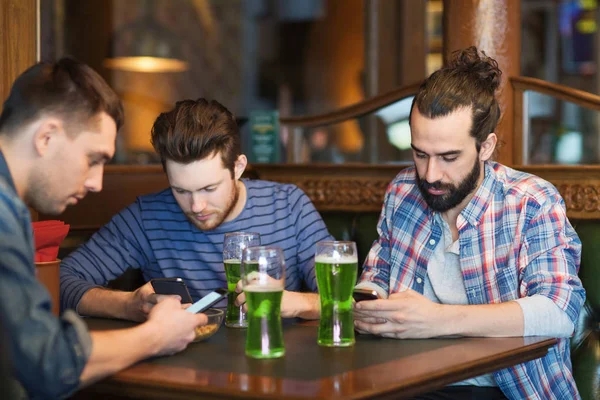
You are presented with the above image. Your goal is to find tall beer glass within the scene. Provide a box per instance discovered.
[242,246,285,359]
[315,241,358,347]
[223,232,260,328]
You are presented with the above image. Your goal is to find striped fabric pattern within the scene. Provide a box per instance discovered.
[60,179,332,311]
[359,161,585,400]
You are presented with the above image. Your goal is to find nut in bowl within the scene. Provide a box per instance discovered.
[193,308,224,342]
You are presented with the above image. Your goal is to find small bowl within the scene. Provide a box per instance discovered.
[193,308,224,342]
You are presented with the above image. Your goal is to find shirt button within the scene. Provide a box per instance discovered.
[429,239,436,246]
[416,277,423,284]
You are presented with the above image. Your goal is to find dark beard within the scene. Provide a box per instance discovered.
[416,159,481,212]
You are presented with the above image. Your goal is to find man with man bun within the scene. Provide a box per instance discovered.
[355,47,585,399]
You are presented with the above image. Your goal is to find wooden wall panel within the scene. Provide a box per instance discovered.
[1,0,37,219]
[42,163,600,237]
[0,0,37,108]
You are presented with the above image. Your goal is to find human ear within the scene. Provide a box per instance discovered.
[479,133,497,161]
[32,118,65,157]
[233,154,248,180]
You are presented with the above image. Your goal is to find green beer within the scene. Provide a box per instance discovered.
[224,259,245,328]
[244,284,285,358]
[316,256,358,347]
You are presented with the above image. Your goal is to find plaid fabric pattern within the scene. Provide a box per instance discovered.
[359,161,585,400]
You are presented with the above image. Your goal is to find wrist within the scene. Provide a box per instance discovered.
[436,304,457,336]
[123,290,143,321]
[296,292,320,320]
[132,320,162,358]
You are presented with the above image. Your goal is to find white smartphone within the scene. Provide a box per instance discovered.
[185,288,228,314]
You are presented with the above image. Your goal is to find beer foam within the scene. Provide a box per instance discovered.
[244,283,283,292]
[315,255,358,264]
[223,258,241,263]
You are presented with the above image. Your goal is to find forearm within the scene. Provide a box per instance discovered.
[283,292,320,320]
[78,288,135,321]
[79,324,159,387]
[439,301,524,337]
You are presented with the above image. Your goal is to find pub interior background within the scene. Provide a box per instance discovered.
[38,0,600,167]
[0,2,598,399]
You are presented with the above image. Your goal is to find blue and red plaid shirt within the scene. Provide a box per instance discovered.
[359,161,585,400]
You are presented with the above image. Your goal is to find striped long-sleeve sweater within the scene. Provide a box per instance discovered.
[60,179,333,311]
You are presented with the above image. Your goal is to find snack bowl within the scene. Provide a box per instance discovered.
[193,308,224,342]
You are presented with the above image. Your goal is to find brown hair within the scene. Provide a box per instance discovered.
[411,46,502,151]
[0,57,124,136]
[151,98,240,176]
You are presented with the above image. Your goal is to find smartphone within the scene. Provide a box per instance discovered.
[353,288,379,302]
[186,288,228,314]
[151,277,193,304]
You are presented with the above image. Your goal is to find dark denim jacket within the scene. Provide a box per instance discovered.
[0,150,92,399]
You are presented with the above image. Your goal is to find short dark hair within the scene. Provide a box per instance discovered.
[0,57,124,136]
[411,46,502,151]
[151,98,240,176]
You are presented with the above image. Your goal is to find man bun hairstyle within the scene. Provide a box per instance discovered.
[412,46,502,151]
[151,98,240,177]
[0,57,124,136]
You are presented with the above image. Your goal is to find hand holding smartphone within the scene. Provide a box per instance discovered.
[186,288,228,314]
[150,278,193,304]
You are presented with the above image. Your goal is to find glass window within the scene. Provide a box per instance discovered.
[521,0,598,91]
[523,90,599,164]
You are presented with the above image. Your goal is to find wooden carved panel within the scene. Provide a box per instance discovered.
[556,184,600,218]
[274,177,389,212]
[44,164,600,233]
[250,164,404,212]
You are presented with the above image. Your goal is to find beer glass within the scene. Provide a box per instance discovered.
[241,246,285,359]
[315,241,358,347]
[223,232,260,328]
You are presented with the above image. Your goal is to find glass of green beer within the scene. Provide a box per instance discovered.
[315,241,358,347]
[223,232,260,328]
[241,246,286,359]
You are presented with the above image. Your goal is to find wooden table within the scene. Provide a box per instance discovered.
[74,318,556,400]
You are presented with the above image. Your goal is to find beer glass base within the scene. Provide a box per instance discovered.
[225,321,248,328]
[317,339,355,347]
[245,349,285,359]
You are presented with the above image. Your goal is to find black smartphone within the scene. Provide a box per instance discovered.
[186,288,228,314]
[353,288,379,302]
[150,277,193,304]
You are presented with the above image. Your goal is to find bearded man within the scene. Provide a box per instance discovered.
[60,98,331,321]
[354,47,585,400]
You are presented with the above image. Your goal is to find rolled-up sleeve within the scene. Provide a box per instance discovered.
[519,197,586,327]
[0,193,91,399]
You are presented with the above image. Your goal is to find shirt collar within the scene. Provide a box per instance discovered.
[0,148,17,193]
[458,161,498,228]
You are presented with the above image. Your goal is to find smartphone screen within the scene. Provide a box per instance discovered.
[151,278,194,304]
[186,288,228,314]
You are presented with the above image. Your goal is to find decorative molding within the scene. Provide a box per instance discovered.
[46,164,600,232]
[273,177,390,212]
[250,164,403,212]
[557,184,600,216]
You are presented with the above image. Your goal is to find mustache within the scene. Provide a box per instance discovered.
[418,180,453,191]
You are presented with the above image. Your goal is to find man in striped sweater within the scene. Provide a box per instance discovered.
[60,98,331,321]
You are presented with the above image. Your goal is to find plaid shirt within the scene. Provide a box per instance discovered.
[359,161,585,400]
